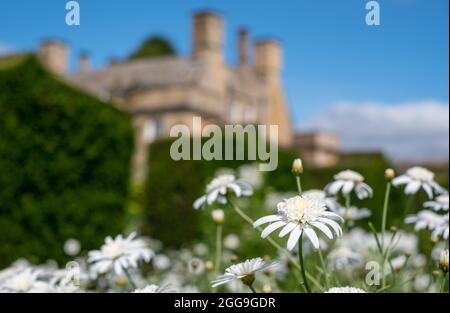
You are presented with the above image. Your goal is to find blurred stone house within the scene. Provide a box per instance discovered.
[293,132,340,168]
[38,11,339,181]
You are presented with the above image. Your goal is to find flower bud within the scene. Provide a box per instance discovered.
[432,270,441,278]
[262,284,272,293]
[292,158,303,175]
[190,258,200,270]
[439,250,449,273]
[431,236,439,245]
[211,209,225,225]
[390,226,398,233]
[205,260,214,272]
[115,275,128,286]
[385,168,395,181]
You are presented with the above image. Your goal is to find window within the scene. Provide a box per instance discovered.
[142,119,164,143]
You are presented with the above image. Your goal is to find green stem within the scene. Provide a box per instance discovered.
[345,194,351,212]
[381,182,392,253]
[228,198,322,291]
[403,195,415,217]
[214,224,223,277]
[318,249,330,289]
[248,285,257,293]
[295,176,303,195]
[123,268,137,290]
[381,231,397,289]
[441,274,448,293]
[298,233,311,293]
[344,194,351,230]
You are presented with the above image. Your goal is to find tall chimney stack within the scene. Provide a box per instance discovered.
[238,28,249,66]
[39,40,69,75]
[255,39,282,80]
[192,11,223,64]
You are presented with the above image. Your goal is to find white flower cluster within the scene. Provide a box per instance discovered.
[1,162,448,294]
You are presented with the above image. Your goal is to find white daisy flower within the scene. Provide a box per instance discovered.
[193,243,209,256]
[325,286,366,293]
[238,164,263,189]
[254,195,343,251]
[0,268,50,293]
[414,274,432,292]
[152,254,171,271]
[424,194,449,212]
[211,258,277,288]
[328,246,363,271]
[325,170,373,200]
[302,189,340,211]
[193,174,253,209]
[224,234,240,250]
[88,232,154,276]
[188,258,205,275]
[405,210,449,240]
[334,206,372,225]
[392,166,444,199]
[133,284,177,293]
[51,283,81,293]
[63,238,81,257]
[432,242,447,261]
[390,255,408,272]
[433,216,449,240]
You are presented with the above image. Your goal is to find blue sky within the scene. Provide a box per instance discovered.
[1,0,449,160]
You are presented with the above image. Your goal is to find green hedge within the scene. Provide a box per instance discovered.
[143,137,298,247]
[0,56,134,267]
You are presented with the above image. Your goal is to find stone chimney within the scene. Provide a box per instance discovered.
[238,27,249,66]
[39,40,69,75]
[78,52,91,73]
[192,11,223,64]
[255,39,282,81]
[254,39,292,147]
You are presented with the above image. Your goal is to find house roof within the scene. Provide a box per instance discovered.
[66,56,207,99]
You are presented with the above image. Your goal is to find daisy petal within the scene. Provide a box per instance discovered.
[318,218,342,236]
[405,181,421,195]
[261,221,286,238]
[253,215,282,228]
[392,175,411,186]
[342,181,354,195]
[327,181,344,195]
[312,222,333,239]
[287,227,302,251]
[279,222,298,238]
[193,196,206,209]
[304,228,320,249]
[422,184,434,199]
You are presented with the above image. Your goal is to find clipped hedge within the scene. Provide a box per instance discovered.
[0,56,134,267]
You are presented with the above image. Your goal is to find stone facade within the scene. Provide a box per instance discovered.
[38,11,338,181]
[293,133,340,168]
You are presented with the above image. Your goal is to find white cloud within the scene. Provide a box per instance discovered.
[0,42,15,56]
[300,100,449,162]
